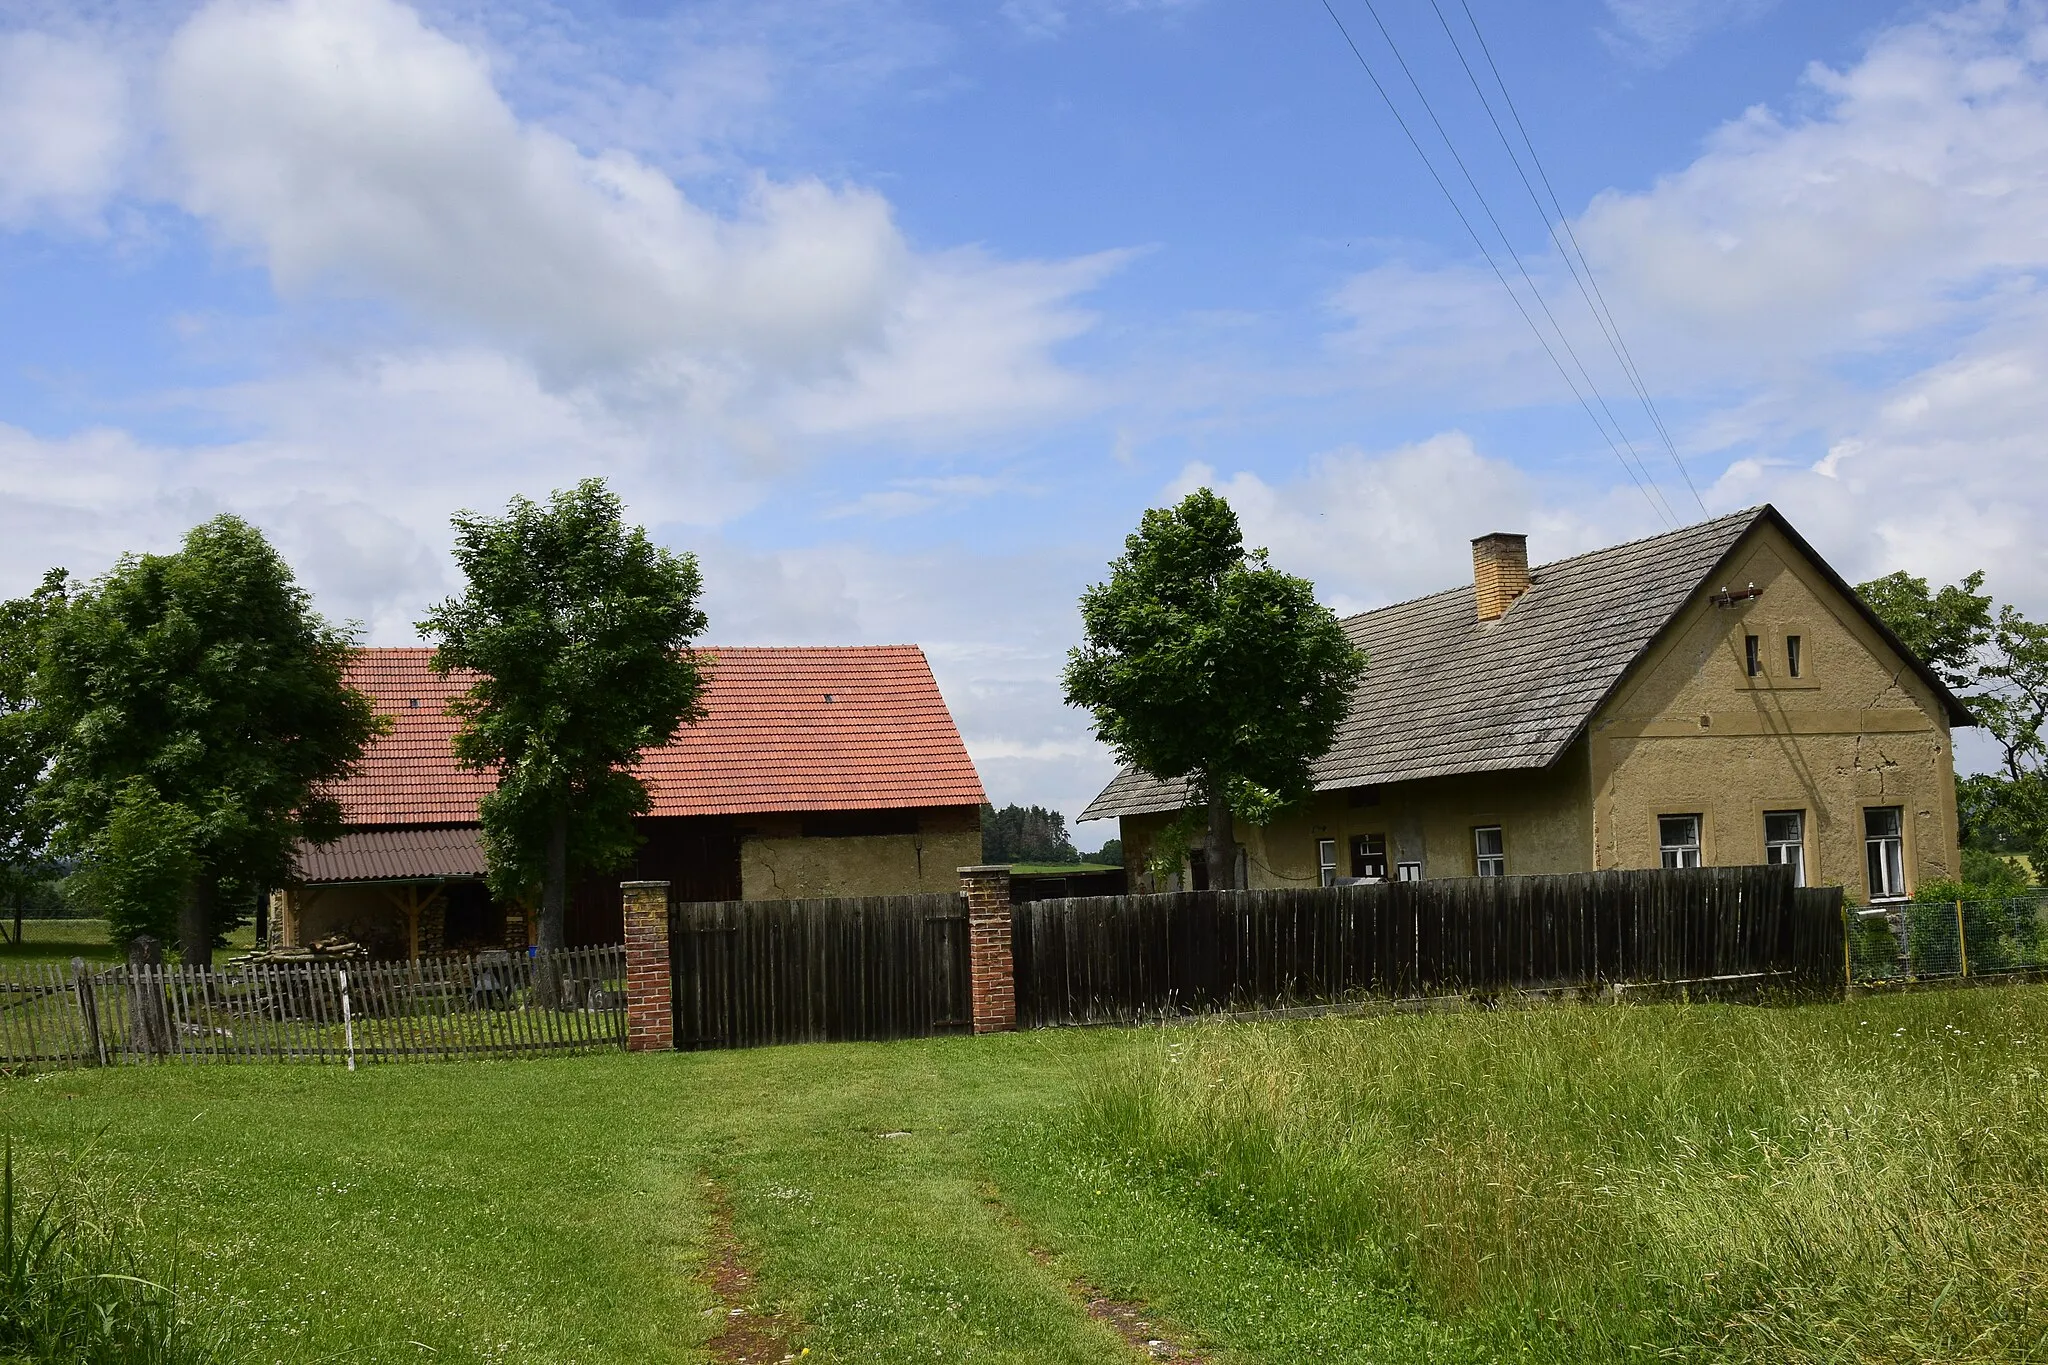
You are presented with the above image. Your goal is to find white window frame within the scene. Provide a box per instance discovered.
[1764,810,1805,887]
[1785,634,1803,679]
[1659,814,1703,870]
[1317,838,1338,888]
[1395,861,1422,883]
[1474,826,1505,878]
[1745,633,1762,677]
[1865,806,1906,901]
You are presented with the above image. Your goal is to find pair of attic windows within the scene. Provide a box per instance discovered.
[1743,633,1802,679]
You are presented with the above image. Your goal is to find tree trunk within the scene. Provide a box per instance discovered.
[536,806,570,1007]
[1205,778,1236,892]
[181,877,215,969]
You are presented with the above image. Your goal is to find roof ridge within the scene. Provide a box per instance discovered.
[1338,506,1766,625]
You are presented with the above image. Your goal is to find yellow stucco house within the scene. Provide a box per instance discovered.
[1081,506,1972,905]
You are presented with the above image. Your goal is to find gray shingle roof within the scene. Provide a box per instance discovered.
[1081,506,1936,822]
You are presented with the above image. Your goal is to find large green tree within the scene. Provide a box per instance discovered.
[418,479,708,956]
[0,570,70,941]
[980,803,1081,865]
[33,517,382,963]
[1064,489,1365,890]
[1857,569,2048,884]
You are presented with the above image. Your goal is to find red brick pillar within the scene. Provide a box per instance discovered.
[961,865,1016,1034]
[622,880,673,1052]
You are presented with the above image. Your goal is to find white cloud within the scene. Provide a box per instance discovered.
[158,0,1114,447]
[1600,0,1776,66]
[1166,434,1630,614]
[0,30,128,228]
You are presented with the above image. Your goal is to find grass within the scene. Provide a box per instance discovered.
[2,989,2046,1363]
[0,918,261,967]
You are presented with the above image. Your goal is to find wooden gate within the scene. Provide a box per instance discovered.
[669,893,971,1048]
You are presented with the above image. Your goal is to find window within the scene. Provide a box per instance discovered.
[1474,826,1505,877]
[1764,810,1805,886]
[1745,634,1762,676]
[1659,815,1703,869]
[1785,634,1802,679]
[1865,807,1905,900]
[1350,834,1387,881]
[1317,839,1338,888]
[1395,861,1423,882]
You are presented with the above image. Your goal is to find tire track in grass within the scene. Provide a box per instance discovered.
[697,1178,806,1365]
[982,1183,1213,1363]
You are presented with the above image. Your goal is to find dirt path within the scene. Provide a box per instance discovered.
[697,1180,805,1365]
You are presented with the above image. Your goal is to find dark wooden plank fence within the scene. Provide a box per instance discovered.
[670,893,970,1048]
[1012,868,1845,1027]
[0,946,626,1069]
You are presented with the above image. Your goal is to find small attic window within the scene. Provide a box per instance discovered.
[1744,635,1762,677]
[823,693,837,702]
[408,698,419,708]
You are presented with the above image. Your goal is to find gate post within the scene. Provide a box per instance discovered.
[622,880,673,1052]
[960,865,1016,1034]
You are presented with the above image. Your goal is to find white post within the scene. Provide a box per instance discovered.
[340,968,356,1072]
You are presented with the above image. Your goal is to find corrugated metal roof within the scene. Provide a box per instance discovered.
[325,645,987,825]
[297,826,487,883]
[1081,505,1960,821]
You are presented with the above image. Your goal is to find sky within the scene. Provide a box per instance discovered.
[2,0,2044,835]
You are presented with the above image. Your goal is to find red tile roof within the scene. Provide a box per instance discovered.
[330,646,986,825]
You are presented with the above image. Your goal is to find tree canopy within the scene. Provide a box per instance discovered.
[1857,568,2048,888]
[418,479,708,954]
[31,517,382,961]
[980,804,1081,865]
[0,570,70,937]
[1064,488,1364,889]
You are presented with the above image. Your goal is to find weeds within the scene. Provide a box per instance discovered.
[0,1140,233,1364]
[1061,993,2048,1363]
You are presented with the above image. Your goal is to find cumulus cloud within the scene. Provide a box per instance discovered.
[158,0,1112,443]
[1165,434,1629,614]
[0,30,128,227]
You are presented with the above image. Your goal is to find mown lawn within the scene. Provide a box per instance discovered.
[4,987,2046,1364]
[0,918,262,965]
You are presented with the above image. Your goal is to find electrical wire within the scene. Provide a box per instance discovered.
[1315,0,1679,528]
[1440,0,1709,516]
[1346,0,1680,526]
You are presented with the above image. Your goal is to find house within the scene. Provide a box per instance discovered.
[1080,506,1972,905]
[274,645,986,956]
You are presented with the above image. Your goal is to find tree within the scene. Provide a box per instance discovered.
[418,480,708,959]
[1064,489,1365,890]
[1085,837,1123,867]
[1853,570,1993,693]
[33,518,382,963]
[1859,570,2048,883]
[980,804,1081,865]
[0,571,69,943]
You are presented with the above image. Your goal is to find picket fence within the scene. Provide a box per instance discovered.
[0,945,626,1068]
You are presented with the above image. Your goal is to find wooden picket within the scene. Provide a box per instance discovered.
[1010,867,1845,1028]
[0,946,627,1070]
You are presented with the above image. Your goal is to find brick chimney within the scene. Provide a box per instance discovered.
[1472,532,1530,622]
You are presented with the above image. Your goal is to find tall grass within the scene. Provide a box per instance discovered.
[1067,992,2048,1362]
[0,1142,234,1364]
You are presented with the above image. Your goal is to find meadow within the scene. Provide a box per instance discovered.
[2,986,2043,1363]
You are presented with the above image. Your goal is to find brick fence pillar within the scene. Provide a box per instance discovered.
[622,880,673,1052]
[960,865,1016,1034]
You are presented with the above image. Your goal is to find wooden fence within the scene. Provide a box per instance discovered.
[0,945,626,1069]
[670,894,970,1048]
[1011,867,1845,1027]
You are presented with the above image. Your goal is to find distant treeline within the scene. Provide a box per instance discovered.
[979,804,1120,866]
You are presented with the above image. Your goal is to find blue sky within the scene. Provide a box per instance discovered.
[3,0,2042,827]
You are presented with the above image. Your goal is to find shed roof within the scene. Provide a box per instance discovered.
[328,645,986,826]
[297,826,488,884]
[1080,505,1971,821]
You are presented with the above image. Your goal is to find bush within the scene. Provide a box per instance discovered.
[0,1143,233,1365]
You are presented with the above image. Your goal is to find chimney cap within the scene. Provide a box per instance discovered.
[1471,530,1528,547]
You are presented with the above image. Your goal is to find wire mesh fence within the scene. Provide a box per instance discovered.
[1847,895,2048,985]
[0,946,626,1069]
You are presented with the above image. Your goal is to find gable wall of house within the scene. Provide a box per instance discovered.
[1588,519,1959,898]
[736,804,982,900]
[1117,743,1594,891]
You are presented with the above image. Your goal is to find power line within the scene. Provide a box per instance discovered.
[1345,0,1680,526]
[1440,0,1709,516]
[1315,0,1678,528]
